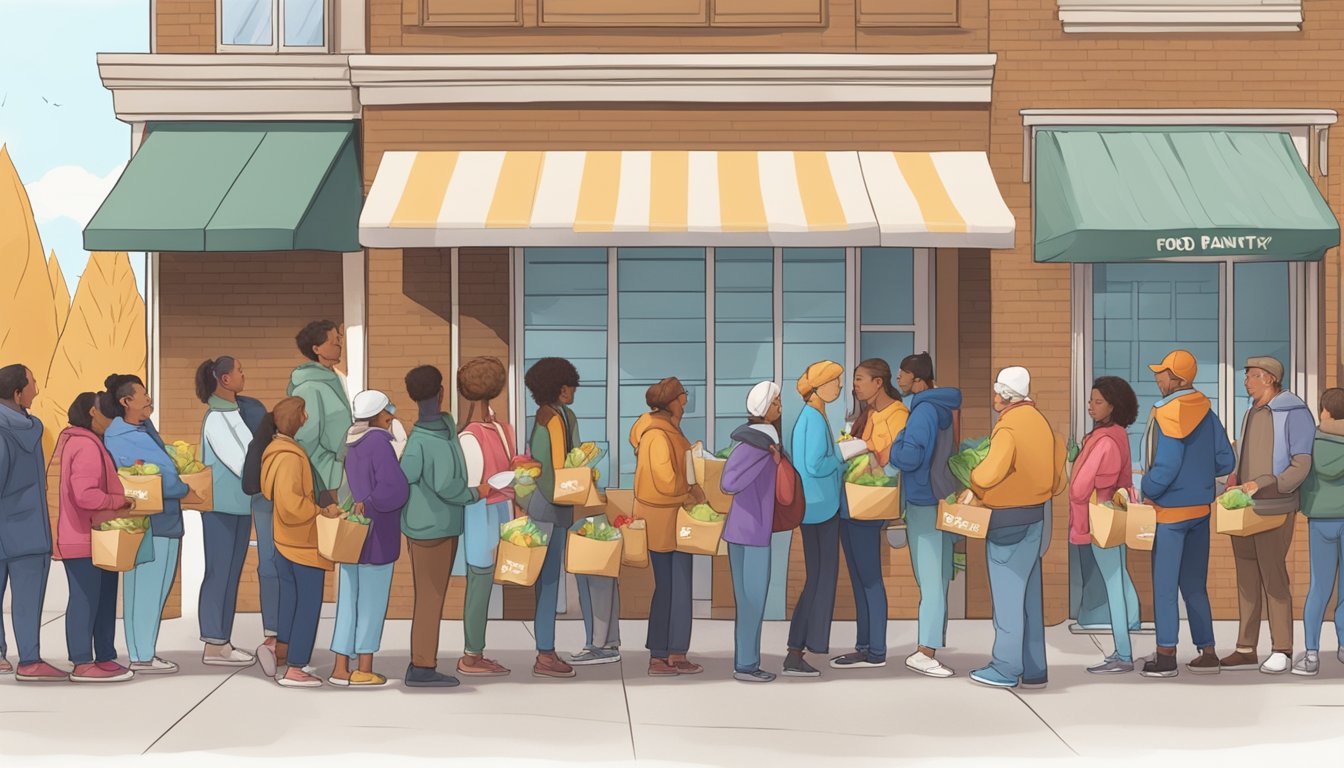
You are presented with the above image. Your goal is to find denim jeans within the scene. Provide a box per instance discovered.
[0,554,49,665]
[729,543,771,672]
[1090,543,1140,662]
[984,521,1047,683]
[532,521,567,653]
[331,563,394,657]
[252,497,280,636]
[788,515,840,654]
[63,557,119,665]
[1152,514,1215,651]
[905,503,953,649]
[647,550,693,658]
[276,554,325,668]
[840,518,887,659]
[1304,519,1344,652]
[123,536,180,664]
[578,574,621,651]
[199,511,252,645]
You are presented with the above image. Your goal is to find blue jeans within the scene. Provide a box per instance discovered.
[984,521,1047,682]
[64,557,119,665]
[276,554,325,668]
[1152,515,1215,651]
[840,518,887,659]
[253,497,280,636]
[199,511,251,645]
[1304,519,1344,652]
[1090,544,1140,662]
[905,503,953,649]
[532,522,568,653]
[0,554,50,664]
[729,543,771,672]
[331,563,394,657]
[647,550,693,658]
[578,574,621,651]
[123,536,180,664]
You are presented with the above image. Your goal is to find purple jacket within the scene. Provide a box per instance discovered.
[345,426,410,566]
[721,424,781,548]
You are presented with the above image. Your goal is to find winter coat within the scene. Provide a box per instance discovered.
[400,414,479,540]
[0,404,51,560]
[287,362,352,496]
[54,427,127,560]
[345,424,410,565]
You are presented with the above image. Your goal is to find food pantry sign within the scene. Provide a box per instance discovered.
[1155,234,1273,255]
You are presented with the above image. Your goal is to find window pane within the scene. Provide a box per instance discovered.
[1233,262,1292,439]
[715,248,773,450]
[860,332,914,376]
[284,0,326,47]
[860,248,915,326]
[783,249,846,446]
[221,0,274,46]
[1092,263,1221,463]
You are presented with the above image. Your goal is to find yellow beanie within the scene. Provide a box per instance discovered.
[796,360,843,409]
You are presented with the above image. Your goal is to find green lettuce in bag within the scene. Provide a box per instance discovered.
[948,437,991,490]
[1219,488,1255,510]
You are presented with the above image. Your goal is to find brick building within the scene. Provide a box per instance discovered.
[84,0,1341,631]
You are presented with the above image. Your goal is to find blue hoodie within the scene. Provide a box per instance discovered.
[1140,390,1235,519]
[891,387,963,507]
[0,403,51,560]
[104,417,191,538]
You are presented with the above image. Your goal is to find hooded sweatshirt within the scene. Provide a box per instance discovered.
[892,387,963,507]
[55,426,126,560]
[1233,390,1315,517]
[0,403,51,560]
[630,411,693,508]
[1141,389,1236,524]
[400,413,479,540]
[104,416,189,539]
[345,424,410,565]
[720,423,781,548]
[1302,419,1344,519]
[287,362,353,495]
[261,435,331,570]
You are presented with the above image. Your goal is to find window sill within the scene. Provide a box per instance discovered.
[1056,1,1304,34]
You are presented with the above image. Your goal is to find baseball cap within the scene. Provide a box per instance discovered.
[1148,350,1198,383]
[1245,356,1284,383]
[352,390,397,420]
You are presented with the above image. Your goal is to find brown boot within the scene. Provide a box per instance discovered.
[1188,648,1223,675]
[1218,649,1258,670]
[458,654,511,677]
[668,654,703,675]
[533,652,575,679]
[648,657,679,677]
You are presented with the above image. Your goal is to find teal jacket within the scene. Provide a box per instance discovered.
[401,414,480,540]
[287,362,352,495]
[791,405,842,525]
[1302,423,1344,519]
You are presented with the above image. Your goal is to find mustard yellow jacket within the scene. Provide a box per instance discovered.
[970,402,1067,509]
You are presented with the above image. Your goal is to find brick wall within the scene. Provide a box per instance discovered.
[956,249,994,618]
[156,0,215,53]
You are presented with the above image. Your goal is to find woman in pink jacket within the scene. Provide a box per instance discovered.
[55,392,136,683]
[1068,376,1142,675]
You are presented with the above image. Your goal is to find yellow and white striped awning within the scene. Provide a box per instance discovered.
[359,150,1014,248]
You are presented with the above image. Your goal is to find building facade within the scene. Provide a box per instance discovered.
[87,0,1341,627]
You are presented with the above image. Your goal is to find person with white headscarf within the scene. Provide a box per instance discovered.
[720,381,785,682]
[966,366,1067,690]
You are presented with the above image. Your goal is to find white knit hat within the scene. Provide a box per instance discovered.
[994,366,1031,402]
[352,389,397,420]
[746,381,782,417]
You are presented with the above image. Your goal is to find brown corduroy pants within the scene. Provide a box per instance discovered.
[1231,517,1296,653]
[407,536,458,669]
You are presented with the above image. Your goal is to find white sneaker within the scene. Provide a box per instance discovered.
[905,650,955,678]
[1260,652,1291,675]
[129,657,179,675]
[203,643,256,668]
[1292,651,1319,677]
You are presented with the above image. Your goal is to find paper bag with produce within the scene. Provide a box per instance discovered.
[676,503,726,556]
[554,442,605,506]
[566,516,623,578]
[117,462,164,514]
[1214,488,1285,537]
[936,494,992,540]
[165,441,214,508]
[690,442,735,514]
[91,516,150,572]
[495,516,551,586]
[843,456,901,521]
[1088,490,1128,549]
[317,506,370,564]
[511,455,542,506]
[615,516,649,568]
[1115,491,1157,551]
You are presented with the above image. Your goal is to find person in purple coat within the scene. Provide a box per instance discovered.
[720,381,784,683]
[328,390,409,687]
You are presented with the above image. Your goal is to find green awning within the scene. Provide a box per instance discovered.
[1034,129,1339,263]
[84,122,361,252]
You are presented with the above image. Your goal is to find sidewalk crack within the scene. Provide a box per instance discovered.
[619,650,637,760]
[141,668,245,754]
[1010,690,1080,757]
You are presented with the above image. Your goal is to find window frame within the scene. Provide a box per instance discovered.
[216,0,332,54]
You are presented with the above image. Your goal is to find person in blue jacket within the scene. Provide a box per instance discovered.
[784,360,845,678]
[102,373,192,676]
[891,352,962,679]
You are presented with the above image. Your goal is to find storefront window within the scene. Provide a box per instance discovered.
[782,248,847,442]
[1232,262,1292,438]
[858,247,918,377]
[714,248,774,450]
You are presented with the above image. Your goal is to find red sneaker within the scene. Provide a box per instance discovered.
[15,661,69,682]
[71,662,134,683]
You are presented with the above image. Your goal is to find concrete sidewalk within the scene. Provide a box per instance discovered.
[3,605,1344,766]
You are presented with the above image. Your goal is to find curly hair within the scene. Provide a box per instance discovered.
[1091,376,1139,429]
[458,357,507,402]
[524,357,580,407]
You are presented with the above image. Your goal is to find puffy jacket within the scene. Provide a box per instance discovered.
[1140,389,1235,524]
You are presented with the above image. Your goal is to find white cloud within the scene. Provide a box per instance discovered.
[24,163,124,227]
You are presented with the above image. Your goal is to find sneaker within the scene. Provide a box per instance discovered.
[734,669,777,683]
[1087,656,1135,675]
[203,643,256,668]
[349,670,388,687]
[669,655,703,675]
[15,661,68,683]
[277,668,323,688]
[830,651,887,669]
[1140,653,1178,678]
[648,658,679,677]
[1292,651,1319,677]
[905,650,955,678]
[1067,623,1110,635]
[886,525,908,549]
[457,655,510,677]
[256,643,277,678]
[130,657,179,675]
[568,648,621,666]
[1020,678,1048,690]
[1260,652,1291,675]
[969,667,1018,689]
[533,652,576,679]
[782,653,821,678]
[1187,651,1221,675]
[407,664,462,687]
[1219,650,1259,670]
[0,659,12,675]
[70,662,133,683]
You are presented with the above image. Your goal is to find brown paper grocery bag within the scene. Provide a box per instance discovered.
[690,442,735,514]
[675,506,725,556]
[554,467,593,506]
[1123,501,1157,551]
[1214,503,1287,537]
[620,519,650,568]
[566,528,623,579]
[936,499,991,540]
[494,539,548,586]
[180,467,214,509]
[91,528,144,572]
[118,475,164,514]
[1088,493,1127,549]
[845,481,902,521]
[581,483,607,510]
[316,514,369,564]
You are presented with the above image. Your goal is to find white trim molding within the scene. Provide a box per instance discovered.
[96,54,358,122]
[342,251,368,395]
[348,53,998,105]
[1056,0,1304,34]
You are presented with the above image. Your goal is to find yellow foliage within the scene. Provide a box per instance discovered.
[0,145,60,385]
[48,249,70,334]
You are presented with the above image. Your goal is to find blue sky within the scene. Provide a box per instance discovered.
[0,0,149,297]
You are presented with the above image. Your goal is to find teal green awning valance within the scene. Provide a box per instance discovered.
[84,122,361,253]
[1034,129,1339,263]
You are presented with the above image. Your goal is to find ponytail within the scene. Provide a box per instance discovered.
[195,359,217,404]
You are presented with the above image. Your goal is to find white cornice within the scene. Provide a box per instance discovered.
[348,53,998,105]
[1056,1,1303,34]
[1022,108,1337,127]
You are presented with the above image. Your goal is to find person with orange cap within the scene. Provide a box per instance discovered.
[1138,350,1235,679]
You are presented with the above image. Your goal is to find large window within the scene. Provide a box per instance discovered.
[219,0,328,51]
[713,248,774,451]
[858,247,923,376]
[781,248,847,443]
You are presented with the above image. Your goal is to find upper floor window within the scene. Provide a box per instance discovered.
[219,0,330,52]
